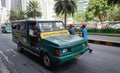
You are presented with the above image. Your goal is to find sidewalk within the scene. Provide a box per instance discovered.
[88,35,120,47]
[89,35,120,43]
[0,57,10,73]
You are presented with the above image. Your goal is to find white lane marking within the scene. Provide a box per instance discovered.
[0,50,15,66]
[6,49,10,52]
[10,49,18,55]
[0,51,18,73]
[0,58,11,73]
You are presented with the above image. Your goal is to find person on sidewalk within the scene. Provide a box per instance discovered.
[80,24,93,53]
[68,24,75,35]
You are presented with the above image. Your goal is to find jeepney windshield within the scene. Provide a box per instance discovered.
[38,22,65,32]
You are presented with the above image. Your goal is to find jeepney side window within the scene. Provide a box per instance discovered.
[20,23,26,30]
[38,23,43,32]
[16,23,21,30]
[12,23,17,29]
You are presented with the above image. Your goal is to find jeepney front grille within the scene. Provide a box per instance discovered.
[71,44,85,52]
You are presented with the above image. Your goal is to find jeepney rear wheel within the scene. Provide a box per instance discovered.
[18,43,24,53]
[42,53,53,69]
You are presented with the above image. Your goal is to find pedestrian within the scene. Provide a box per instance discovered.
[80,24,93,53]
[68,24,75,35]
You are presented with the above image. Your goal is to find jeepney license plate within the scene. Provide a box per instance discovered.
[74,54,80,58]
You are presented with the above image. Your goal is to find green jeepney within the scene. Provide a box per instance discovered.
[11,19,88,68]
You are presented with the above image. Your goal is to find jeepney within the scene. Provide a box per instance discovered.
[11,19,89,68]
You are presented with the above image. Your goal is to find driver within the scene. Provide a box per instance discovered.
[29,24,39,47]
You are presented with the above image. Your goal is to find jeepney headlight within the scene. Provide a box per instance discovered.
[82,43,85,47]
[62,49,68,53]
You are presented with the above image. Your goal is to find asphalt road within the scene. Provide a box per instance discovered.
[89,35,120,42]
[0,32,120,73]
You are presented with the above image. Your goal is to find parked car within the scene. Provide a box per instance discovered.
[97,22,108,29]
[109,24,120,29]
[1,25,12,33]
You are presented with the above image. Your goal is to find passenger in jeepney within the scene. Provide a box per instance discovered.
[29,23,39,47]
[68,24,75,35]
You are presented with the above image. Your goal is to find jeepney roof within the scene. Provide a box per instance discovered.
[11,19,63,23]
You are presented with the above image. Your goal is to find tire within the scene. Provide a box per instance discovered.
[1,30,3,33]
[18,43,24,53]
[42,54,53,68]
[3,30,6,33]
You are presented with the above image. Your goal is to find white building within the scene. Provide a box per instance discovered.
[17,0,55,19]
[0,0,56,24]
[0,0,11,24]
[11,0,22,10]
[77,0,89,12]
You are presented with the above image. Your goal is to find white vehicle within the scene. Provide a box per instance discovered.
[110,24,120,29]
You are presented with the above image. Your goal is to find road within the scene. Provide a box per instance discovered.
[0,32,120,73]
[89,35,120,42]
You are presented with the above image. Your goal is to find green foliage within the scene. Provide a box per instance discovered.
[74,28,120,34]
[27,0,42,19]
[87,28,120,33]
[9,10,27,21]
[73,13,85,23]
[107,0,120,5]
[54,0,77,27]
[85,12,94,21]
[86,0,111,22]
[109,5,120,21]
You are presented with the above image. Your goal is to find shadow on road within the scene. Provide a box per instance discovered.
[18,50,80,72]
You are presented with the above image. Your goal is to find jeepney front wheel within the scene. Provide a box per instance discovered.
[42,54,53,68]
[18,43,24,53]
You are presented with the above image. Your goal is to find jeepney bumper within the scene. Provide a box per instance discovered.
[52,47,89,65]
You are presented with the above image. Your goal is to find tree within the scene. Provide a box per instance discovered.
[73,13,85,23]
[27,0,42,19]
[9,10,27,21]
[86,0,111,22]
[19,11,27,20]
[9,10,18,21]
[108,0,120,5]
[54,0,77,28]
[109,5,120,21]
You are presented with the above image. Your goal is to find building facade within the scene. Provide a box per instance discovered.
[11,0,55,19]
[77,0,89,12]
[0,0,11,24]
[1,0,89,24]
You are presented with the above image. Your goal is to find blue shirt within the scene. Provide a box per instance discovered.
[82,28,88,40]
[69,28,75,35]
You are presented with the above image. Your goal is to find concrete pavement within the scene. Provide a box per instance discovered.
[0,57,10,73]
[0,32,120,73]
[88,35,120,47]
[89,35,120,42]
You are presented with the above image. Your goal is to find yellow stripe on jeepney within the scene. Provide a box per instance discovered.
[13,33,21,37]
[41,30,70,38]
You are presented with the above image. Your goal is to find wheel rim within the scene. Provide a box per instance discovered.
[43,55,50,67]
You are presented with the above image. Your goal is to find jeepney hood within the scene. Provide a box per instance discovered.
[42,35,85,48]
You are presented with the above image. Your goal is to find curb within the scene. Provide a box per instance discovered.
[88,39,120,47]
